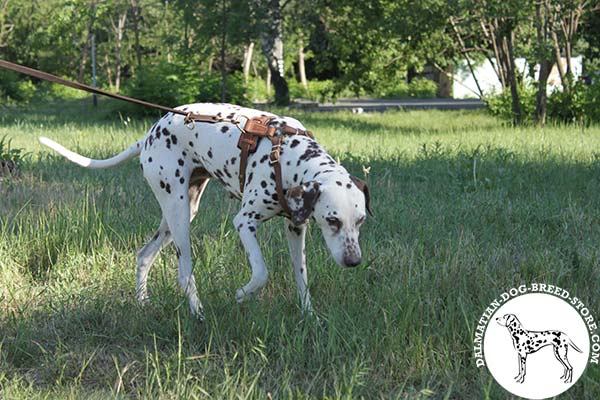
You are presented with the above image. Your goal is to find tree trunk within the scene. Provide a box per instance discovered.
[130,0,142,68]
[255,0,289,105]
[504,31,522,124]
[534,1,553,126]
[266,67,271,97]
[298,39,308,91]
[551,28,569,92]
[111,10,127,92]
[243,42,254,83]
[220,0,228,102]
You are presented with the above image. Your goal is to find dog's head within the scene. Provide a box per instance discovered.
[286,175,373,267]
[496,313,519,328]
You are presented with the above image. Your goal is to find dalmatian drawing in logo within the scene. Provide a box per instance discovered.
[496,313,583,384]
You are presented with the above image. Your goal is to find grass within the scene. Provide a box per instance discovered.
[1,98,600,399]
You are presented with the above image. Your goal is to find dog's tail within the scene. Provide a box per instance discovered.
[39,137,144,169]
[569,338,583,353]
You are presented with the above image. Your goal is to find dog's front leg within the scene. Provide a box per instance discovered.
[233,213,269,302]
[284,220,314,314]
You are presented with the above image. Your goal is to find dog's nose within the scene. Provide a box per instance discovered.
[343,255,361,267]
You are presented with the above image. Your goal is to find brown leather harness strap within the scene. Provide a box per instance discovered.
[0,59,314,218]
[236,116,314,217]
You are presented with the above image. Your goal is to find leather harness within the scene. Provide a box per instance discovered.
[182,113,314,217]
[0,59,315,217]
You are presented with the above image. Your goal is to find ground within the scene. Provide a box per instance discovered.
[1,99,599,399]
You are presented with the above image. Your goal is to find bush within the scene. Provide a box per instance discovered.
[375,77,438,99]
[408,78,438,98]
[0,69,36,103]
[547,79,600,123]
[124,61,248,115]
[485,84,536,122]
[486,77,600,124]
[288,79,336,102]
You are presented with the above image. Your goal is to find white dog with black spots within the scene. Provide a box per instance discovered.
[40,103,371,320]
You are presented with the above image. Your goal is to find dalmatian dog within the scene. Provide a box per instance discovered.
[39,103,371,321]
[496,314,583,383]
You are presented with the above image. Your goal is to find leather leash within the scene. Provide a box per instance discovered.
[0,59,314,218]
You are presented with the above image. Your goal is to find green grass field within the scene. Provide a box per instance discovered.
[1,99,600,399]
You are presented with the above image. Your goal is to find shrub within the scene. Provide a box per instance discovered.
[485,84,536,122]
[375,77,438,99]
[0,69,36,103]
[124,61,248,115]
[408,78,438,98]
[547,79,600,123]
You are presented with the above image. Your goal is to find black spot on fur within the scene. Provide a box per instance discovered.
[336,181,342,186]
[189,141,194,147]
[175,169,180,177]
[290,139,300,148]
[260,154,269,163]
[293,174,298,182]
[252,161,257,168]
[148,157,153,163]
[165,184,171,193]
[160,180,165,188]
[162,127,170,136]
[261,181,267,188]
[207,149,213,158]
[247,172,253,184]
[230,157,237,164]
[248,226,256,232]
[178,159,184,166]
[346,183,352,189]
[221,126,229,133]
[179,177,185,184]
[171,135,178,145]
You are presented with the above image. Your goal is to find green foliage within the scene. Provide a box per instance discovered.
[123,62,247,114]
[375,77,438,99]
[485,85,536,122]
[0,135,28,177]
[486,79,600,124]
[288,79,337,102]
[547,79,600,124]
[0,70,36,103]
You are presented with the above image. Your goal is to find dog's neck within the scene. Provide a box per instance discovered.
[280,137,350,188]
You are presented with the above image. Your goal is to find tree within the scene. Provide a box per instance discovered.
[252,0,289,105]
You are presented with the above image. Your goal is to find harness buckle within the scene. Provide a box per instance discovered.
[269,143,281,165]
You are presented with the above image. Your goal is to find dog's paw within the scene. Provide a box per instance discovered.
[235,287,250,303]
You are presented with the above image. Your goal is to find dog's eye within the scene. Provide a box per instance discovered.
[326,216,342,232]
[356,216,365,227]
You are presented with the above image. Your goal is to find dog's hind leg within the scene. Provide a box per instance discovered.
[136,218,172,303]
[135,175,209,305]
[160,194,203,319]
[284,220,313,315]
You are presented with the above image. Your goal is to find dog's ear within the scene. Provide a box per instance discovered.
[350,175,374,217]
[286,181,321,225]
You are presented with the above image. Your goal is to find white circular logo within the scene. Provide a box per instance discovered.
[483,293,590,399]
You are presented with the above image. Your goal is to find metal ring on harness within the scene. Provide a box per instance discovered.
[184,113,196,130]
